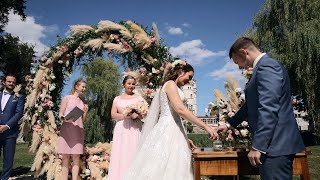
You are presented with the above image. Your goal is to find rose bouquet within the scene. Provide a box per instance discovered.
[122,101,149,120]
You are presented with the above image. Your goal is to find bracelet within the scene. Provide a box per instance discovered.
[225,122,231,129]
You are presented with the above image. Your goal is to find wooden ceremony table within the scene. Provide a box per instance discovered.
[192,148,311,180]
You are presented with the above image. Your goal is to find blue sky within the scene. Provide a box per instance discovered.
[4,0,265,116]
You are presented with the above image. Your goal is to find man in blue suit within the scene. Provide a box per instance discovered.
[217,37,305,179]
[0,74,25,180]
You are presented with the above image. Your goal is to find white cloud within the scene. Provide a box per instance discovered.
[209,60,243,81]
[169,39,226,64]
[4,12,58,56]
[182,23,190,27]
[167,26,183,35]
[46,24,59,34]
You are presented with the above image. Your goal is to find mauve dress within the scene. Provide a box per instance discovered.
[107,95,144,180]
[57,95,85,154]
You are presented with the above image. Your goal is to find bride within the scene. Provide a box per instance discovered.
[122,60,218,180]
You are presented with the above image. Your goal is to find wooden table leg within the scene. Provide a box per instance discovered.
[300,156,310,180]
[194,159,200,180]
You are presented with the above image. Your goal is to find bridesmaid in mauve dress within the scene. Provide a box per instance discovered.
[57,79,89,180]
[107,75,146,180]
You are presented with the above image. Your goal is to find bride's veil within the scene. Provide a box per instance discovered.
[137,88,161,150]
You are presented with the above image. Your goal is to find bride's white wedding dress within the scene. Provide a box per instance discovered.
[122,82,193,180]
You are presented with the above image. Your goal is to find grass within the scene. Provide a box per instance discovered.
[307,145,320,179]
[0,143,35,177]
[0,144,319,179]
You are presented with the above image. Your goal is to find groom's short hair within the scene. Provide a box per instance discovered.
[2,73,17,83]
[229,37,258,59]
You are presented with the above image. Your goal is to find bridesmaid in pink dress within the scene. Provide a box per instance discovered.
[57,79,88,180]
[108,75,146,180]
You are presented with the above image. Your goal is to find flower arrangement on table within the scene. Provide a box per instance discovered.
[207,75,251,149]
[122,100,149,120]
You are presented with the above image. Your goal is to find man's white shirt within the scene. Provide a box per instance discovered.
[1,91,11,111]
[1,90,12,129]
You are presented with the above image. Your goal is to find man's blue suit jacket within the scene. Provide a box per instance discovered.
[0,91,25,138]
[229,54,305,156]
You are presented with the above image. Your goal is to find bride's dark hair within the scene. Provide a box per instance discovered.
[162,62,194,85]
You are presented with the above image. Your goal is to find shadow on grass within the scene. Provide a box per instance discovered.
[0,166,35,179]
[11,166,31,176]
[301,131,320,146]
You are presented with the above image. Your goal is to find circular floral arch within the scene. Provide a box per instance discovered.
[22,20,176,179]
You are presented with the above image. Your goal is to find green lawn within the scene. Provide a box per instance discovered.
[0,143,35,176]
[307,145,320,179]
[0,144,319,179]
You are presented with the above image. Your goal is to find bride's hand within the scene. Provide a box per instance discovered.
[205,126,218,140]
[188,139,198,152]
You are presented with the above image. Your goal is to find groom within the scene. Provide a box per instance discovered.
[0,74,25,180]
[217,37,305,179]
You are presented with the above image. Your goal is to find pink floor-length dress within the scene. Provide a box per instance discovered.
[107,95,144,180]
[57,95,85,154]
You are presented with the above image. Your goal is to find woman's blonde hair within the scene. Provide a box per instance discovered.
[70,79,86,95]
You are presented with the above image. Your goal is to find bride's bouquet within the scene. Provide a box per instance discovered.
[123,101,149,120]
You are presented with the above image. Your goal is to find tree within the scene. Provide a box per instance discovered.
[0,0,31,88]
[0,0,26,32]
[82,58,121,143]
[84,108,105,144]
[245,0,320,133]
[0,34,34,85]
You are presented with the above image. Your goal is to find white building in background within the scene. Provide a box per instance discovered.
[294,109,309,131]
[181,79,197,115]
[191,116,219,133]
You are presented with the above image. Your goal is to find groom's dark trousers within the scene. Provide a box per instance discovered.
[259,154,295,179]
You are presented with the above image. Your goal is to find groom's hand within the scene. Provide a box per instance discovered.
[247,150,262,168]
[0,125,9,133]
[217,124,228,133]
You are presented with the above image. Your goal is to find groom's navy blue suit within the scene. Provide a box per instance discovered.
[228,54,305,179]
[0,91,25,180]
